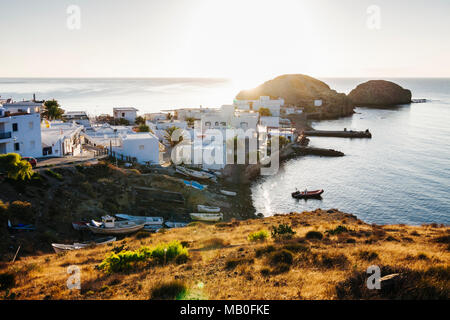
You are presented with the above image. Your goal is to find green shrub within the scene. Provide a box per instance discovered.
[248,230,269,242]
[0,153,34,181]
[150,281,187,300]
[0,273,15,291]
[98,240,188,273]
[268,249,294,266]
[271,224,296,240]
[305,231,323,240]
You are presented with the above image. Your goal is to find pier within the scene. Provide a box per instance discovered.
[303,129,372,138]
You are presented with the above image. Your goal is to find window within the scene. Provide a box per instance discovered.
[205,121,211,127]
[30,140,35,149]
[139,145,145,150]
[220,122,226,127]
[14,142,20,151]
[122,113,125,117]
[12,123,18,131]
[214,122,219,126]
[29,122,33,129]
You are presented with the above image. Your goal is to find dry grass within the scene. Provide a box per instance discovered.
[1,209,449,300]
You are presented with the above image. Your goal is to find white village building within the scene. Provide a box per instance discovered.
[0,101,43,158]
[233,96,284,116]
[113,107,138,123]
[62,111,91,128]
[84,124,160,165]
[41,121,84,157]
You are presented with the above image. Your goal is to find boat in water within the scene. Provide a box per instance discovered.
[88,216,145,235]
[197,205,221,213]
[115,214,163,225]
[189,213,223,222]
[291,189,324,199]
[52,236,116,253]
[165,221,188,228]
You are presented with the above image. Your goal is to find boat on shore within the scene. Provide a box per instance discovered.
[197,205,221,213]
[220,190,237,196]
[176,166,215,180]
[52,236,116,253]
[7,220,35,231]
[183,180,207,190]
[291,189,324,199]
[190,213,223,222]
[88,216,145,235]
[165,221,188,228]
[143,225,163,233]
[115,214,163,225]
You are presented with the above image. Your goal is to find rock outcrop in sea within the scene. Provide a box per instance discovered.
[348,80,412,106]
[236,74,354,119]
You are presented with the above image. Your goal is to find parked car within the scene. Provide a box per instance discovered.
[22,157,37,168]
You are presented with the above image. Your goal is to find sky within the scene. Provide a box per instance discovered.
[0,0,449,84]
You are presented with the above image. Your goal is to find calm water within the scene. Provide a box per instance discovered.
[252,78,450,225]
[1,77,449,224]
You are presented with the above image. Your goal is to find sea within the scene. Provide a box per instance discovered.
[1,77,449,225]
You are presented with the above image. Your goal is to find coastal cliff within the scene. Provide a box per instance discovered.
[348,80,412,106]
[236,74,354,119]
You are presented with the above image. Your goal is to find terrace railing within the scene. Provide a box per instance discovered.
[0,131,12,140]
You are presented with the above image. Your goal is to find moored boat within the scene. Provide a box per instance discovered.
[291,189,324,199]
[88,216,145,235]
[115,214,163,225]
[197,205,221,213]
[7,220,35,231]
[189,213,223,222]
[52,236,116,253]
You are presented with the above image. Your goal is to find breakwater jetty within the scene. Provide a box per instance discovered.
[303,129,372,138]
[292,145,344,157]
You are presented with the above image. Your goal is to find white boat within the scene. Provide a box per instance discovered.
[176,166,215,180]
[115,214,163,225]
[52,236,116,253]
[88,216,145,235]
[143,224,163,233]
[190,213,223,222]
[165,221,188,228]
[197,205,221,213]
[220,190,237,196]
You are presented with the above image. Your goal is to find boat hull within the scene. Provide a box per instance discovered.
[291,189,324,199]
[87,223,144,235]
[197,205,221,213]
[115,214,163,225]
[190,213,223,222]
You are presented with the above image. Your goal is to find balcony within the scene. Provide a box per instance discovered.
[0,132,12,140]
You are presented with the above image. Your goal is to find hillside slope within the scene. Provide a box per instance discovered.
[2,209,448,300]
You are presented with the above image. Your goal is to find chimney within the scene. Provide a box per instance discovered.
[33,93,36,102]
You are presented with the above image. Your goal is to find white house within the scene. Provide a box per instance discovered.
[144,112,168,122]
[113,107,138,123]
[41,121,84,157]
[234,96,283,116]
[0,102,43,158]
[84,124,160,165]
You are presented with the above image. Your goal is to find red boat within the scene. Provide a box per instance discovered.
[291,189,324,199]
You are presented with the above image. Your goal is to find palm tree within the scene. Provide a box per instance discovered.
[43,99,64,120]
[164,126,183,147]
[0,153,34,181]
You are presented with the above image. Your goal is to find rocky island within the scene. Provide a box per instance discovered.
[348,80,412,107]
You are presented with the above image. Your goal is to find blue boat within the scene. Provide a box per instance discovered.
[183,180,206,190]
